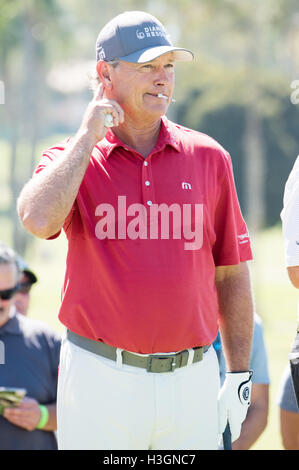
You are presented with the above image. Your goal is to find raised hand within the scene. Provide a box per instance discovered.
[79,82,125,144]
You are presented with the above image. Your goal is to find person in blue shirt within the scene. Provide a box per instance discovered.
[0,242,61,450]
[214,312,270,450]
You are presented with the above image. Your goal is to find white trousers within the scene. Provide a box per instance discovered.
[57,337,220,450]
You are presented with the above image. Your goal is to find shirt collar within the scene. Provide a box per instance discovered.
[95,116,180,160]
[0,307,23,336]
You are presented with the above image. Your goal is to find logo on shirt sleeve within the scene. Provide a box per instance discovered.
[238,232,250,245]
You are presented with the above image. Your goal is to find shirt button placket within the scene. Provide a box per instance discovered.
[142,160,154,211]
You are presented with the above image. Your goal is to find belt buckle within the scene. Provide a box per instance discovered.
[147,353,178,373]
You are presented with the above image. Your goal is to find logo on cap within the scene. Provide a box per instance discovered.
[136,29,146,40]
[97,46,106,60]
[136,25,166,40]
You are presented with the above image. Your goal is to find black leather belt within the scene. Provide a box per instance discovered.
[67,330,210,373]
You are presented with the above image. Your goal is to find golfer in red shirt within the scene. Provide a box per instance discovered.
[18,11,254,450]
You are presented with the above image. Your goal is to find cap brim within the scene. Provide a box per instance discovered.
[23,269,38,284]
[119,45,194,63]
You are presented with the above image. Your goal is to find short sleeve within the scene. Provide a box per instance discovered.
[276,363,299,412]
[281,155,299,267]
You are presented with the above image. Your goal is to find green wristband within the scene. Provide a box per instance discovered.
[37,404,49,429]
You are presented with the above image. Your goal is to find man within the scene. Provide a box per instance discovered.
[215,312,270,449]
[280,154,299,449]
[14,257,37,315]
[17,11,254,450]
[281,154,299,291]
[0,242,60,450]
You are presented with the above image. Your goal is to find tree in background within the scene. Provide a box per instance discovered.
[0,0,150,255]
[0,0,66,254]
[160,0,299,233]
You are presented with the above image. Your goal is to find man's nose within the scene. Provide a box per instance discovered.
[154,66,169,85]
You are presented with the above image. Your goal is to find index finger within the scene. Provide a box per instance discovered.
[93,82,105,101]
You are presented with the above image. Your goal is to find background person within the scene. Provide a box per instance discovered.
[281,154,299,290]
[280,154,299,450]
[277,363,299,449]
[14,257,37,316]
[0,242,61,450]
[17,11,254,450]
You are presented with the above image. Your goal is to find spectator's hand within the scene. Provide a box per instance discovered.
[3,397,42,431]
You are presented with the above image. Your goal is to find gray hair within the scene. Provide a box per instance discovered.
[0,242,20,276]
[88,60,119,95]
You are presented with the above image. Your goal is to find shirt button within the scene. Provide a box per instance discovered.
[147,200,152,206]
[145,181,150,186]
[144,161,149,166]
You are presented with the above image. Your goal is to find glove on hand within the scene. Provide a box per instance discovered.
[218,370,253,443]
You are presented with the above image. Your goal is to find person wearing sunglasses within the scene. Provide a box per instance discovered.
[14,258,37,316]
[0,242,61,450]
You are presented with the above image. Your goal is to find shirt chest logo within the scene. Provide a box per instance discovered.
[182,182,192,190]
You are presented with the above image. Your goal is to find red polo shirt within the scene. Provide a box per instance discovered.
[35,117,252,353]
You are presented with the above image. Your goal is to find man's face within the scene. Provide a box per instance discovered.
[14,273,31,316]
[107,53,175,122]
[0,263,18,327]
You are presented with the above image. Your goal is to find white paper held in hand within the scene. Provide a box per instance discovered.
[104,113,114,127]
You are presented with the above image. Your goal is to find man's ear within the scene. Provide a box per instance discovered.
[96,61,112,90]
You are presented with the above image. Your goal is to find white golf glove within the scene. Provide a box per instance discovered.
[218,370,253,443]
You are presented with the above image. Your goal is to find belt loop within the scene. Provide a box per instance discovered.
[187,348,194,366]
[116,348,123,368]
